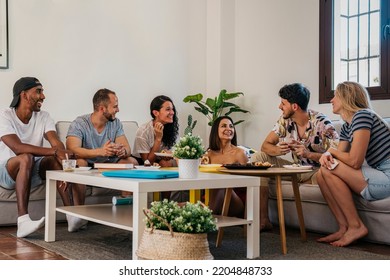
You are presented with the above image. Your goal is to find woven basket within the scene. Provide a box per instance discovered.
[136,209,214,260]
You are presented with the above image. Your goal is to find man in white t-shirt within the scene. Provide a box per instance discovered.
[0,77,74,237]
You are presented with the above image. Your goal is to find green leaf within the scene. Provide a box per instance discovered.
[221,101,239,108]
[195,102,212,114]
[216,89,226,108]
[183,93,203,103]
[222,92,244,101]
[194,106,209,116]
[184,89,249,127]
[225,107,250,116]
[205,98,216,110]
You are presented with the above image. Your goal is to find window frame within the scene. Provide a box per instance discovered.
[319,0,390,103]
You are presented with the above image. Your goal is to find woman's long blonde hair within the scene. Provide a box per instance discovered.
[335,82,390,130]
[335,81,372,116]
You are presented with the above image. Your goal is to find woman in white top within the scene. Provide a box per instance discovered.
[132,95,179,167]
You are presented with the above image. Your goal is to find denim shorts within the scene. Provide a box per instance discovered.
[360,158,390,201]
[0,157,44,190]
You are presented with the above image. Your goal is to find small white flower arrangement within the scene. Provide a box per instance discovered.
[173,133,206,159]
[146,199,217,234]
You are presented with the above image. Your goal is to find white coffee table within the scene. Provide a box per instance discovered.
[44,170,260,259]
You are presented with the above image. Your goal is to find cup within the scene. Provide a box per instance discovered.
[62,159,77,172]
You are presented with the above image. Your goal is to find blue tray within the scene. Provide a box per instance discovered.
[102,169,179,179]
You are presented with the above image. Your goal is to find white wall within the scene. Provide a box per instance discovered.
[0,0,208,140]
[1,0,389,150]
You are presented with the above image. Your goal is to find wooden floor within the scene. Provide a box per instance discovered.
[1,225,390,260]
[0,226,66,260]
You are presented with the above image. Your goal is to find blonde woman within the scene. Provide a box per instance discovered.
[317,81,390,247]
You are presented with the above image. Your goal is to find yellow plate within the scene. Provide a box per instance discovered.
[199,164,222,172]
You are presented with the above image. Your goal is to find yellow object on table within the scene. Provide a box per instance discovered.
[199,164,223,173]
[196,164,224,205]
[158,166,223,205]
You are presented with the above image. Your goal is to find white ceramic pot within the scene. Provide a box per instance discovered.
[178,159,200,179]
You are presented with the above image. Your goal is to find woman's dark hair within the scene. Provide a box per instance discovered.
[209,116,237,151]
[150,95,179,149]
[278,83,310,111]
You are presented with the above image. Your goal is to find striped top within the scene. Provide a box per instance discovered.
[340,109,390,167]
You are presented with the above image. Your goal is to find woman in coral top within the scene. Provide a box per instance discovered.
[204,116,248,218]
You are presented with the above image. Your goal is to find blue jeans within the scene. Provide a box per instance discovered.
[360,158,390,200]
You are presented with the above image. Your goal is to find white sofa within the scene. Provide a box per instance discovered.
[0,121,138,226]
[268,118,390,245]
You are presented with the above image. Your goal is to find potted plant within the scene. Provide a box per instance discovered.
[173,133,206,178]
[183,89,250,127]
[136,199,217,260]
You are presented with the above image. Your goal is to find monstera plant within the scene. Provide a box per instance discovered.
[183,89,250,127]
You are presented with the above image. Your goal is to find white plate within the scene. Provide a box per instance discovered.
[283,165,313,170]
[134,165,161,170]
[154,152,173,158]
[74,167,92,171]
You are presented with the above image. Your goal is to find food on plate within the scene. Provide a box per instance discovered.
[201,155,210,165]
[155,150,173,158]
[253,161,272,167]
[291,163,301,167]
[144,159,151,167]
[152,162,160,167]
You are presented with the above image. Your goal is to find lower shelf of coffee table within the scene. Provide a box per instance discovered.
[56,204,251,231]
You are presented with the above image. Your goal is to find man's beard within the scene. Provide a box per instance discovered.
[104,111,115,122]
[31,98,43,112]
[283,110,294,119]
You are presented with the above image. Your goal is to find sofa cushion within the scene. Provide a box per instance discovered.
[269,181,390,215]
[0,184,93,202]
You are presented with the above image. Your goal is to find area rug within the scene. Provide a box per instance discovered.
[21,223,390,260]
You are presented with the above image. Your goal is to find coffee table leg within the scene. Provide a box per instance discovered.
[292,174,307,241]
[132,191,148,260]
[216,188,232,247]
[45,178,57,242]
[246,185,260,258]
[275,175,287,254]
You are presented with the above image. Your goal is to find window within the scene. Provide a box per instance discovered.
[319,0,390,103]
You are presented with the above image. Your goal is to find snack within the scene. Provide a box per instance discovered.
[152,162,160,167]
[144,159,151,167]
[253,161,272,167]
[201,155,210,165]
